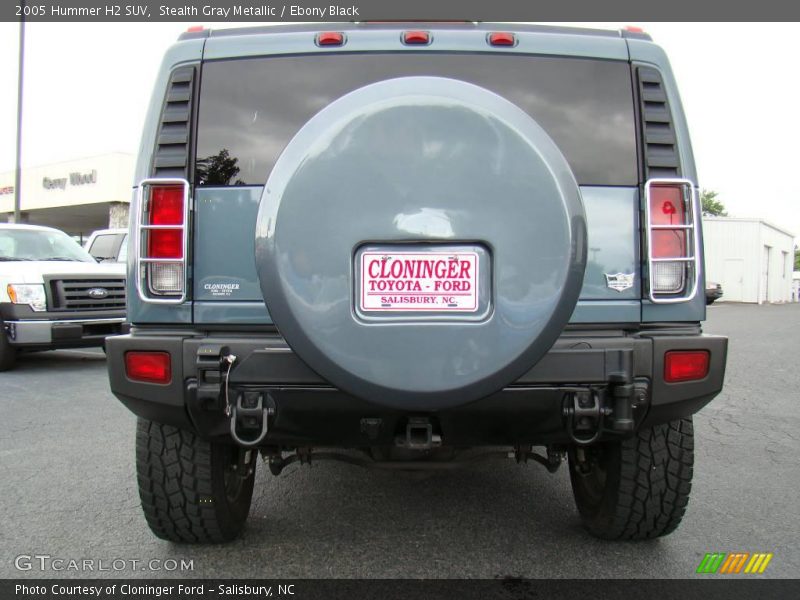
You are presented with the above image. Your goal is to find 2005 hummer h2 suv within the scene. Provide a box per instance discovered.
[108,23,728,543]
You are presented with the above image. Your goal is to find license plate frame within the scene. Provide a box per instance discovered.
[358,249,481,314]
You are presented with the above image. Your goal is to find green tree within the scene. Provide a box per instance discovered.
[795,246,800,270]
[196,148,244,186]
[700,189,728,217]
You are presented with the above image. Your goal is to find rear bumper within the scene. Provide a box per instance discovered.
[107,328,727,447]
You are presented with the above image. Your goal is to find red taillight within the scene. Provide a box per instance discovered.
[664,351,709,383]
[150,186,184,225]
[125,351,171,384]
[645,179,698,301]
[649,184,687,258]
[148,230,182,259]
[488,32,516,47]
[624,25,645,33]
[316,32,345,46]
[186,26,204,33]
[136,179,188,301]
[147,186,184,259]
[403,31,430,45]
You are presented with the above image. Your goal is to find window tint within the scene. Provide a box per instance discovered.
[197,53,637,187]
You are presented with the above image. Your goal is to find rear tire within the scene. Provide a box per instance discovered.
[136,419,256,543]
[568,418,694,540]
[0,325,17,371]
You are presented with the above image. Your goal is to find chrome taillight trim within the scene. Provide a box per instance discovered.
[644,178,700,304]
[134,178,190,304]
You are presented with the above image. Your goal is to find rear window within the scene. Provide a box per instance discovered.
[196,53,637,187]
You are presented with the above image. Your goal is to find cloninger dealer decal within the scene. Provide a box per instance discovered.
[360,252,479,312]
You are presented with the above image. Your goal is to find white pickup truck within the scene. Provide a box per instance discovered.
[0,223,126,371]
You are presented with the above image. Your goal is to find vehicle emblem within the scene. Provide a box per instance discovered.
[605,273,635,292]
[87,287,109,299]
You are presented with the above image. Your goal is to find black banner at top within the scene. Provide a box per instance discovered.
[4,0,800,22]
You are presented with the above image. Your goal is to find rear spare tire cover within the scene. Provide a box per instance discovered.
[256,77,586,410]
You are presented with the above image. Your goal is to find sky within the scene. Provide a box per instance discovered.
[0,22,798,238]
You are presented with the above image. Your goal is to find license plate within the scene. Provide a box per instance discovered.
[359,251,479,312]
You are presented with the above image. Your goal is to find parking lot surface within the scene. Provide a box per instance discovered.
[1,303,798,578]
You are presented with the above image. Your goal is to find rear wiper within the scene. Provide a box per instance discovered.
[40,257,82,262]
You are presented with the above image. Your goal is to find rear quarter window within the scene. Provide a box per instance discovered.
[196,53,638,187]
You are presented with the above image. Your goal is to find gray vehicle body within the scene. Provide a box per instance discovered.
[109,23,726,451]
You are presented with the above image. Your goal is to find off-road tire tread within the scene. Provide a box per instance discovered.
[612,418,693,539]
[573,418,694,540]
[135,418,249,543]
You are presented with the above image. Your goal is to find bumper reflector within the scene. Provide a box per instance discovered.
[125,351,172,384]
[664,350,709,383]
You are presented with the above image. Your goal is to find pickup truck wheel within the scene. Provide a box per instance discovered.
[0,326,17,372]
[136,419,256,543]
[568,418,694,540]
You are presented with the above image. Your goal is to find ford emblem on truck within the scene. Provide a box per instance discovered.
[87,287,109,299]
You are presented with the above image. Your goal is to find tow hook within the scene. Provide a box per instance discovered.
[218,352,274,447]
[229,390,274,447]
[563,378,646,445]
[563,390,612,445]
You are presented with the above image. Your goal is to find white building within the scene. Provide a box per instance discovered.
[0,153,133,238]
[703,217,795,304]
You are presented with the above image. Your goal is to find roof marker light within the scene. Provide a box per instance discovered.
[186,26,204,33]
[488,32,516,47]
[402,31,430,45]
[316,32,345,47]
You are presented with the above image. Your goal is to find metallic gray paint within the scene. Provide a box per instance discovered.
[255,77,586,409]
[203,27,629,62]
[128,41,203,325]
[194,187,262,302]
[127,28,702,329]
[189,186,640,325]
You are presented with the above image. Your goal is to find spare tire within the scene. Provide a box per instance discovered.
[255,77,586,410]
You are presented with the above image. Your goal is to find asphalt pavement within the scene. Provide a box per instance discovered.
[1,303,798,579]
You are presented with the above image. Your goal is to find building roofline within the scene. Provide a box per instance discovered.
[0,152,135,177]
[703,216,796,239]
